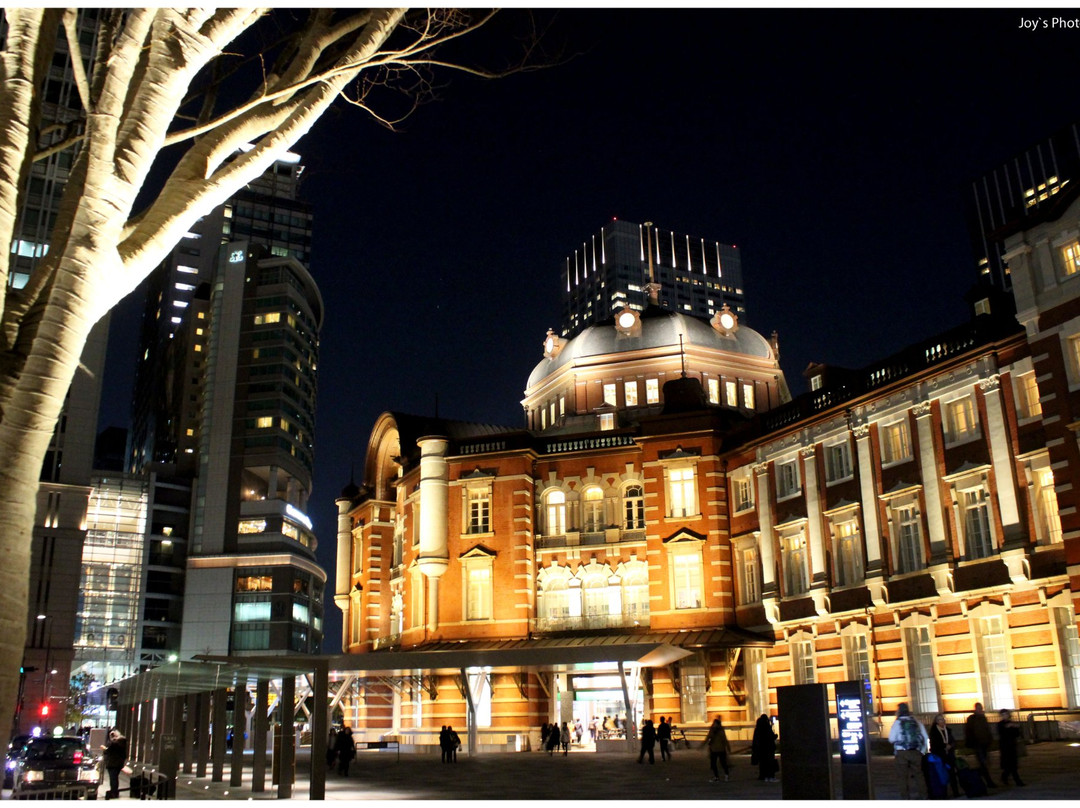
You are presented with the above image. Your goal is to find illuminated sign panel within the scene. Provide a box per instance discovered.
[835,680,867,765]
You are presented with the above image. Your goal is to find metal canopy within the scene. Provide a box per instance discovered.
[111,628,772,702]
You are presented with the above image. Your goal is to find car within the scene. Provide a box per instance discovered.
[3,734,30,789]
[10,735,100,798]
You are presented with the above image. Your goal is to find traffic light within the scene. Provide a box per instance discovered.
[39,703,49,718]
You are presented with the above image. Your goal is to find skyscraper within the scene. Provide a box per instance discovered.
[559,219,745,339]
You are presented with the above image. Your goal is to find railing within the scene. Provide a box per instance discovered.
[536,528,647,549]
[372,634,401,650]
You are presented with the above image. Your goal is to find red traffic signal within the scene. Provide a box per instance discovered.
[39,703,49,718]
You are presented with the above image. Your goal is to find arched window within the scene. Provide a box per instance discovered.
[582,487,604,533]
[581,573,609,620]
[545,490,566,536]
[620,561,649,624]
[623,484,644,530]
[538,567,572,621]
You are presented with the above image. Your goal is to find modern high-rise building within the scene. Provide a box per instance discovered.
[967,120,1080,291]
[180,242,325,658]
[559,219,745,339]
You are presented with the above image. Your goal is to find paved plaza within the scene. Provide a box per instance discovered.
[150,740,1080,801]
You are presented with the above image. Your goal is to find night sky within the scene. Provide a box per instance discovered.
[98,8,1080,653]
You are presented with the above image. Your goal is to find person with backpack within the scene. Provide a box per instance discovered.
[702,716,732,781]
[888,703,929,799]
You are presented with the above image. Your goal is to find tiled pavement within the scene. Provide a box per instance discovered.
[157,740,1080,800]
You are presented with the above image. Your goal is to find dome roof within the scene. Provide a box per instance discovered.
[527,309,774,390]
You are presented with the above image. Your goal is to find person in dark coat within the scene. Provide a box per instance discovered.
[637,719,656,764]
[751,714,777,782]
[997,709,1025,787]
[448,726,461,762]
[927,713,961,798]
[545,722,560,755]
[101,729,127,799]
[964,702,996,787]
[540,723,550,752]
[656,716,673,761]
[439,726,451,763]
[334,726,355,775]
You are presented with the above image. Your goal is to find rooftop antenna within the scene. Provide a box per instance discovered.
[679,334,687,377]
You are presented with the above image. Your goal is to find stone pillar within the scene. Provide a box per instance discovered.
[980,375,1022,541]
[182,695,194,774]
[310,663,328,800]
[252,680,269,793]
[417,436,450,630]
[211,688,227,782]
[229,686,246,787]
[195,692,211,778]
[801,446,829,615]
[913,402,947,551]
[279,676,295,799]
[753,462,779,623]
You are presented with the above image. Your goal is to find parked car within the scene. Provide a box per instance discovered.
[3,734,30,789]
[10,735,100,798]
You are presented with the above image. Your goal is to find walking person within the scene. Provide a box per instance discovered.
[888,703,928,799]
[927,713,961,798]
[334,726,356,776]
[702,716,731,781]
[963,702,996,788]
[637,719,656,764]
[546,722,560,755]
[439,726,451,763]
[656,715,672,761]
[101,729,127,799]
[560,722,571,756]
[751,714,777,782]
[997,709,1026,787]
[448,726,461,762]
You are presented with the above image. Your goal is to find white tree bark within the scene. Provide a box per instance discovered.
[0,6,508,744]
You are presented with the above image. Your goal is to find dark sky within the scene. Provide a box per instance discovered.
[99,8,1080,653]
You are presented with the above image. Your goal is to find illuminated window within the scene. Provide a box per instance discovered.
[583,487,605,533]
[671,550,703,609]
[193,344,202,352]
[810,375,823,391]
[624,381,639,406]
[742,382,755,409]
[465,564,493,621]
[1017,372,1042,419]
[236,574,272,592]
[974,615,1014,709]
[559,396,566,416]
[707,378,719,404]
[904,623,940,714]
[1069,335,1080,383]
[599,412,615,431]
[256,416,273,428]
[881,420,912,464]
[945,396,978,443]
[1063,240,1080,276]
[724,380,737,407]
[467,487,491,534]
[545,490,566,536]
[1055,606,1080,708]
[732,473,754,513]
[282,522,299,541]
[667,466,697,517]
[960,487,994,559]
[843,631,871,686]
[792,638,815,684]
[893,502,923,574]
[623,484,644,529]
[185,428,194,437]
[1034,467,1062,544]
[780,529,808,596]
[646,378,660,404]
[234,600,271,621]
[254,312,281,325]
[238,519,266,535]
[603,383,617,406]
[735,538,760,605]
[834,518,862,587]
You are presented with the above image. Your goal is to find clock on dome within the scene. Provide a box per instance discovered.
[542,329,564,359]
[711,304,738,336]
[614,307,641,336]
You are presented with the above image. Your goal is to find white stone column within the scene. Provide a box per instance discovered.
[853,425,886,605]
[913,402,947,551]
[753,462,779,623]
[801,447,826,583]
[980,375,1022,542]
[418,436,450,630]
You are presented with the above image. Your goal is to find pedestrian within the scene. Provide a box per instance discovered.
[927,713,960,798]
[589,717,597,742]
[574,718,583,744]
[702,716,731,781]
[439,726,451,763]
[888,702,928,799]
[546,722,560,755]
[101,729,127,799]
[334,726,356,776]
[963,702,996,788]
[637,719,656,764]
[657,715,672,761]
[540,722,550,751]
[750,714,777,782]
[560,721,571,756]
[448,726,461,762]
[997,709,1026,787]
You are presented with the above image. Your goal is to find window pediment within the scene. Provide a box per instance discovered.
[660,445,701,461]
[879,480,922,500]
[663,527,706,544]
[943,460,991,483]
[460,544,497,559]
[461,467,496,481]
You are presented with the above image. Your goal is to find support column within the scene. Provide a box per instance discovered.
[278,676,295,799]
[195,692,211,778]
[211,688,227,782]
[913,402,948,550]
[461,668,477,756]
[980,375,1022,541]
[310,663,328,799]
[252,680,269,793]
[138,698,153,764]
[618,662,635,752]
[753,462,779,623]
[229,686,246,787]
[182,695,194,774]
[801,446,829,615]
[417,436,450,631]
[853,425,886,605]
